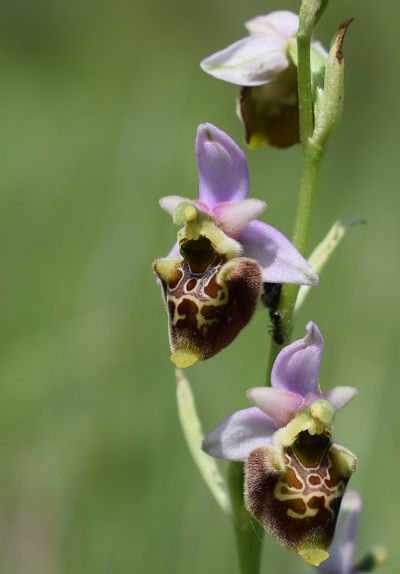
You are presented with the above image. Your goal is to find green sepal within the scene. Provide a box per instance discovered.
[288,38,326,103]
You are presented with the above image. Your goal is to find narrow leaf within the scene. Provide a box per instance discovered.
[176,369,232,515]
[295,218,365,315]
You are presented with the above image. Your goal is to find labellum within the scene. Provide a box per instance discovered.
[244,403,357,566]
[239,66,300,150]
[154,232,262,368]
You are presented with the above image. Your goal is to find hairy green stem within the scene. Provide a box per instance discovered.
[228,462,264,574]
[234,3,329,572]
[278,142,324,325]
[266,0,326,383]
[266,142,323,382]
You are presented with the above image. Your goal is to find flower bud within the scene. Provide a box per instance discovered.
[312,19,353,147]
[200,12,328,148]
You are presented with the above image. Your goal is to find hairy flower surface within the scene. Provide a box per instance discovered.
[153,124,318,367]
[201,11,327,148]
[202,322,357,566]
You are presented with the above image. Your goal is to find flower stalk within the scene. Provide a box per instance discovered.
[228,462,264,574]
[268,141,323,371]
[267,1,352,374]
[227,3,332,571]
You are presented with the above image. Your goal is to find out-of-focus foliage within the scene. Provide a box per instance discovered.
[0,0,397,572]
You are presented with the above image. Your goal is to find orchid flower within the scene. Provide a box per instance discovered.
[201,11,327,148]
[153,123,318,368]
[202,322,358,566]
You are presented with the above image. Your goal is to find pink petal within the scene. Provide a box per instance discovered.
[247,387,304,428]
[213,199,266,239]
[200,35,288,86]
[322,387,358,412]
[302,387,357,413]
[245,11,299,40]
[192,200,212,217]
[159,195,191,215]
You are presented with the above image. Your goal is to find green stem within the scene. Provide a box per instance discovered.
[266,0,326,382]
[297,36,313,143]
[228,462,264,574]
[266,142,323,382]
[234,3,329,571]
[278,140,324,324]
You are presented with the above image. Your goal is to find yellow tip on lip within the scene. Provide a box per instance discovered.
[298,547,329,566]
[170,349,199,368]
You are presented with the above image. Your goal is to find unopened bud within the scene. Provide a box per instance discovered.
[353,546,388,572]
[312,19,353,147]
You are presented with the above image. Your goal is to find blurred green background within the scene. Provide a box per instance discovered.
[0,0,398,572]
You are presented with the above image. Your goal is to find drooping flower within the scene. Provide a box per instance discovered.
[153,123,318,368]
[202,322,358,566]
[200,11,327,148]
